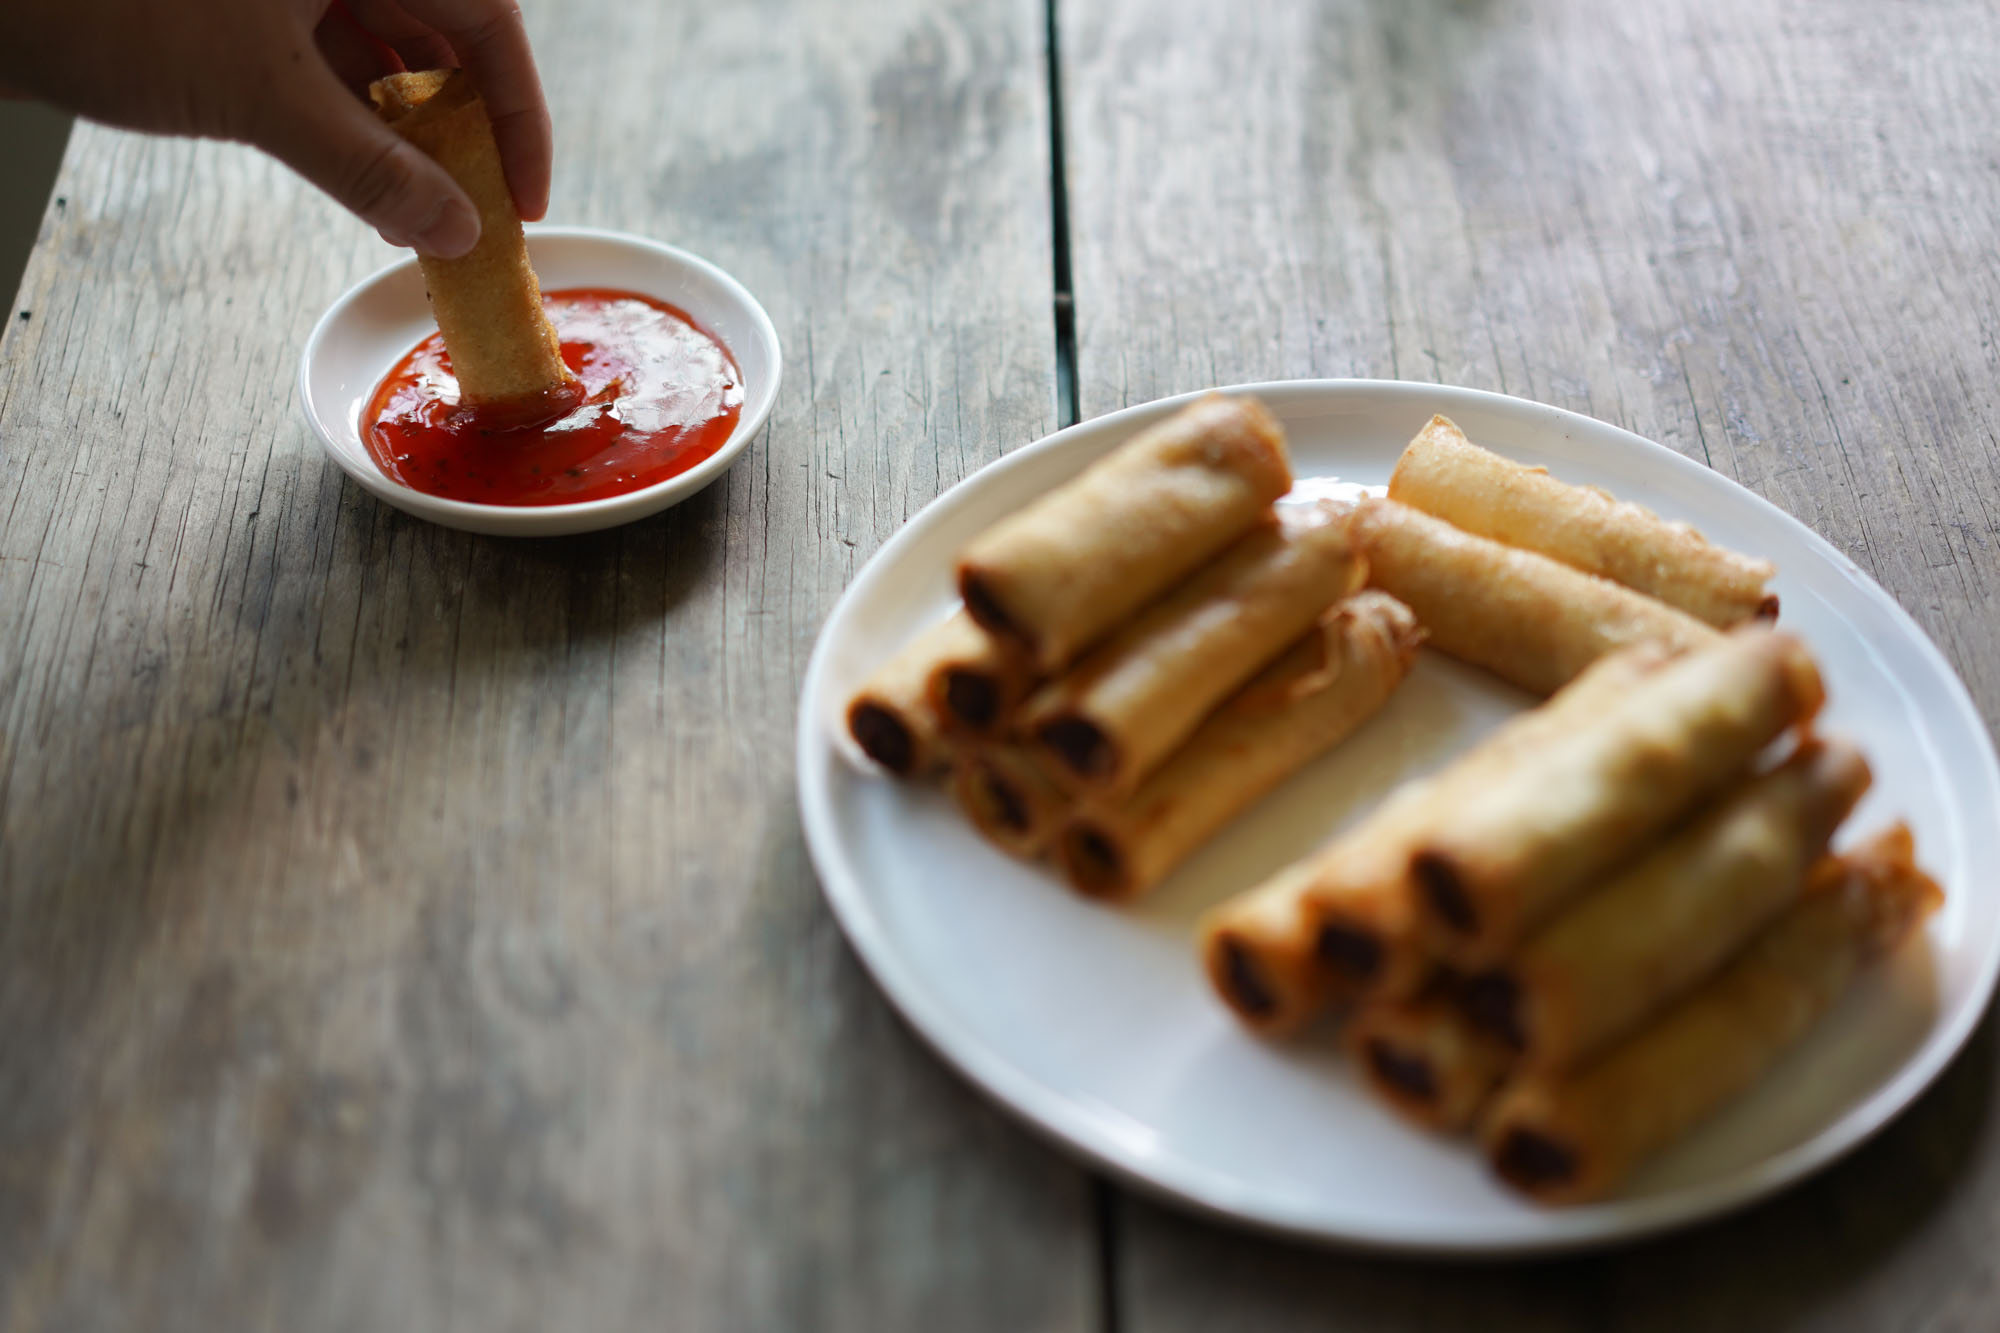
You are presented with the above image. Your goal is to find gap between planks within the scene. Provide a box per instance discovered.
[1045,1,1121,1330]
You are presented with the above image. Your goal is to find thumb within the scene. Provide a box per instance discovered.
[254,63,482,257]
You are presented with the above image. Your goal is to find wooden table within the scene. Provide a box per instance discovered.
[3,0,1997,1326]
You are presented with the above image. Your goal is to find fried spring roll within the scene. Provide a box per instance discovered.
[1481,825,1941,1204]
[925,621,1037,738]
[1057,591,1422,903]
[1198,885,1341,1036]
[1200,645,1671,1036]
[1415,628,1826,968]
[1308,648,1672,999]
[370,70,578,423]
[1348,984,1515,1132]
[1388,416,1778,627]
[958,395,1292,671]
[1353,498,1720,695]
[845,612,980,776]
[1024,501,1366,795]
[950,744,1070,859]
[1465,738,1871,1073]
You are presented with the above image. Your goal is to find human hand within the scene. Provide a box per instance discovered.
[0,0,552,257]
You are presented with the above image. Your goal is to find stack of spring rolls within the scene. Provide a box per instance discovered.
[844,402,1944,1206]
[845,393,1426,902]
[1198,414,1943,1204]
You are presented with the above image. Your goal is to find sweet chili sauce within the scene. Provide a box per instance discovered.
[364,288,743,506]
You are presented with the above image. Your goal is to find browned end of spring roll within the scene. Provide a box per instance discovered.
[1388,416,1779,626]
[845,611,981,776]
[1023,500,1365,794]
[1347,983,1515,1132]
[1297,781,1441,1002]
[1353,497,1721,696]
[1467,736,1871,1073]
[1807,823,1943,954]
[845,699,936,777]
[370,70,579,424]
[1413,627,1826,968]
[1480,824,1940,1205]
[1056,591,1422,902]
[950,744,1070,859]
[917,615,1035,737]
[1199,866,1347,1036]
[957,394,1292,671]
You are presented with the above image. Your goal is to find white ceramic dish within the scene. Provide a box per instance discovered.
[298,227,781,536]
[796,380,2000,1255]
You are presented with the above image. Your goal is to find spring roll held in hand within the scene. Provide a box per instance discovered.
[1200,646,1671,1035]
[951,745,1069,859]
[1354,498,1719,695]
[1026,501,1366,793]
[958,395,1292,671]
[1482,825,1941,1204]
[1348,986,1514,1132]
[1389,417,1778,627]
[370,71,577,421]
[1058,592,1422,903]
[1467,738,1871,1073]
[845,612,983,776]
[1416,628,1826,967]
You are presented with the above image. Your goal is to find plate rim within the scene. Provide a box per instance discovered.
[296,225,782,537]
[794,378,2000,1255]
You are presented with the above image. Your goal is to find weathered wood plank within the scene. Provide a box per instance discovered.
[0,1,1089,1329]
[1061,0,2000,1324]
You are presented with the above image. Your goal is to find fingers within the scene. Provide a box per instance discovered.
[259,59,481,256]
[394,30,460,76]
[340,0,456,80]
[396,0,552,219]
[314,3,403,96]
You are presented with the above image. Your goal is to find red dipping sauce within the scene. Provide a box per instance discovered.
[364,288,743,506]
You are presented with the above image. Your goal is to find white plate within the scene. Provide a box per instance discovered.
[298,227,781,537]
[796,380,2000,1255]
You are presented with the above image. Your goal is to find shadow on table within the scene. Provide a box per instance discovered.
[0,468,741,1306]
[0,471,731,1088]
[1107,1006,1996,1330]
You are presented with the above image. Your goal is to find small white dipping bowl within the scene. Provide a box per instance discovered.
[298,227,781,537]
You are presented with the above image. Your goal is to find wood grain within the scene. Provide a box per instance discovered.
[0,1,1089,1329]
[1060,0,2000,1325]
[10,0,2000,1322]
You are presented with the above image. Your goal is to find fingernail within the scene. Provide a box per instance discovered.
[414,199,480,258]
